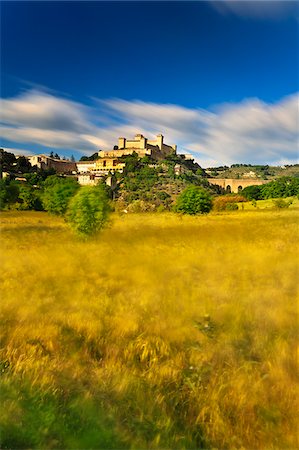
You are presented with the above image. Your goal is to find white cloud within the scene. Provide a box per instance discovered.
[101,93,299,166]
[0,88,298,166]
[0,89,92,132]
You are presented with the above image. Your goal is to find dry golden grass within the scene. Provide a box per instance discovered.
[0,209,298,449]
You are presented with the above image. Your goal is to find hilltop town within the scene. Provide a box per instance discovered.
[1,133,299,214]
[4,132,297,196]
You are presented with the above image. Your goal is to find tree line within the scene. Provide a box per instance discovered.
[242,177,299,200]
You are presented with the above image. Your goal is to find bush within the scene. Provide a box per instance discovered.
[42,176,79,215]
[175,186,212,215]
[213,195,246,211]
[18,185,43,211]
[66,184,111,237]
[272,198,292,209]
[225,202,238,211]
[127,200,156,213]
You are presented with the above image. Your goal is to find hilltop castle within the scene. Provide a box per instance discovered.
[76,133,179,181]
[98,133,177,159]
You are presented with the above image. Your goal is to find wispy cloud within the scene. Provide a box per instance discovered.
[0,89,298,166]
[209,0,298,20]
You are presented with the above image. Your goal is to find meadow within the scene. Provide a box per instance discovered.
[0,208,298,449]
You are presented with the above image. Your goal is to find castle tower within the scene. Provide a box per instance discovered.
[156,134,164,149]
[118,137,126,149]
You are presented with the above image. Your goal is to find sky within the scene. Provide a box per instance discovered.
[0,0,298,167]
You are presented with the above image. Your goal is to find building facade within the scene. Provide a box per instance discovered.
[98,133,177,160]
[29,155,76,173]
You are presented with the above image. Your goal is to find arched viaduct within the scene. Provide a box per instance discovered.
[207,178,270,194]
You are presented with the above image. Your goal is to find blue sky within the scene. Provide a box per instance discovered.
[1,1,298,166]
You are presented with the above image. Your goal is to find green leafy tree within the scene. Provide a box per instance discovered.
[79,152,99,161]
[242,185,263,200]
[261,177,299,199]
[24,172,44,186]
[18,185,43,210]
[175,185,212,215]
[0,179,19,210]
[42,176,79,215]
[66,184,111,237]
[0,149,17,174]
[14,156,32,173]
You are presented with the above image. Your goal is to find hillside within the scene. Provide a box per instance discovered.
[205,164,299,180]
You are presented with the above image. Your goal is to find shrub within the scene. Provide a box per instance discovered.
[175,186,212,215]
[273,198,292,209]
[225,202,238,211]
[127,200,156,213]
[213,195,246,211]
[66,184,111,237]
[18,185,43,211]
[42,176,79,215]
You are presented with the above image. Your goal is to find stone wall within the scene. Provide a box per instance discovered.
[207,178,270,193]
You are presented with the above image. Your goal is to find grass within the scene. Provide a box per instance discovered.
[237,196,299,210]
[0,209,298,449]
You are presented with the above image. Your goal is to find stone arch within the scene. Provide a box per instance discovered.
[226,185,231,193]
[238,185,243,193]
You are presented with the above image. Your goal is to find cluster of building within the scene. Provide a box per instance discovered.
[23,133,271,193]
[28,133,187,185]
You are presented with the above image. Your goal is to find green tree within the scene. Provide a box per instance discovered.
[42,176,79,215]
[242,185,262,200]
[0,149,17,174]
[18,185,43,210]
[0,179,19,210]
[175,185,212,215]
[14,156,32,173]
[260,177,299,199]
[79,152,99,162]
[66,184,111,237]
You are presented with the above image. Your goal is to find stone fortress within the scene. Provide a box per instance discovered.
[99,133,177,159]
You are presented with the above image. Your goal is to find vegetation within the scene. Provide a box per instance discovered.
[42,176,79,215]
[79,152,99,161]
[66,183,111,237]
[242,177,299,200]
[175,185,212,214]
[115,153,215,210]
[272,198,293,209]
[213,194,246,211]
[0,209,298,449]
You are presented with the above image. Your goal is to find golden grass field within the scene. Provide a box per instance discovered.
[0,208,298,449]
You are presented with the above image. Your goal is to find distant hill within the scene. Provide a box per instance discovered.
[205,164,299,180]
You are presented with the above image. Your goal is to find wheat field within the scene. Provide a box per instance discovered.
[0,209,298,449]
